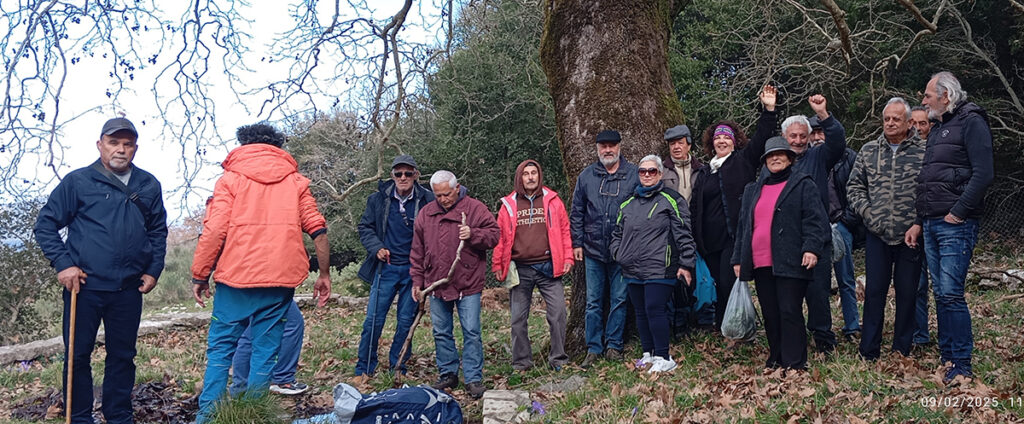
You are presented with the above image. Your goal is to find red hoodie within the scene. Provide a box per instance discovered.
[492,160,574,281]
[191,143,326,288]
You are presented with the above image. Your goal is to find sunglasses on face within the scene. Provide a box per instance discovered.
[393,171,416,179]
[638,168,659,176]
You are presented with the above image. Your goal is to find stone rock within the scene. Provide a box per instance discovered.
[536,374,586,393]
[1,311,210,365]
[482,389,531,424]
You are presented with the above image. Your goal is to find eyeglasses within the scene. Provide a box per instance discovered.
[393,171,416,179]
[638,168,659,176]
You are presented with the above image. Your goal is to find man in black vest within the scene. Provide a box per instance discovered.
[911,71,993,384]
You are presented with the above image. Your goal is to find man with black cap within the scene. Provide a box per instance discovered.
[808,116,825,147]
[354,154,435,382]
[35,117,168,424]
[570,129,640,368]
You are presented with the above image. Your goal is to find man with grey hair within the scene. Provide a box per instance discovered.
[410,170,499,398]
[778,94,848,354]
[570,129,640,368]
[914,71,994,383]
[847,97,925,361]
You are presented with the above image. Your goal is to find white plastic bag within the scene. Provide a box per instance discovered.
[721,278,757,341]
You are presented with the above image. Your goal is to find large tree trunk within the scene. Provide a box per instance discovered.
[540,0,686,357]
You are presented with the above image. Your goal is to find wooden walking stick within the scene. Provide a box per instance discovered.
[65,284,79,424]
[394,213,466,385]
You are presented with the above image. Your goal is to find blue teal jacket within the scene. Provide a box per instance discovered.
[34,161,168,291]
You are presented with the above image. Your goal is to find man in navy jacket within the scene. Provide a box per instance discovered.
[913,71,994,384]
[34,117,167,424]
[354,155,434,380]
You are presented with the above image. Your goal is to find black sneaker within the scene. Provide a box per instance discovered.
[431,373,459,390]
[465,381,486,399]
[269,382,309,395]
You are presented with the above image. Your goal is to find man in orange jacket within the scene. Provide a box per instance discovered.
[190,123,331,422]
[492,160,573,371]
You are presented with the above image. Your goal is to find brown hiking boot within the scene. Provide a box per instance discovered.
[605,349,623,361]
[580,352,600,369]
[431,373,459,391]
[465,381,486,399]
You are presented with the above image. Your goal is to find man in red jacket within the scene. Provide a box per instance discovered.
[190,123,331,422]
[410,170,499,399]
[492,160,573,372]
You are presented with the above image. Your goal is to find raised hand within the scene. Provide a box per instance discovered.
[808,94,829,119]
[760,85,777,111]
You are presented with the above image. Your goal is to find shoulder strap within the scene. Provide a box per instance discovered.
[90,160,152,223]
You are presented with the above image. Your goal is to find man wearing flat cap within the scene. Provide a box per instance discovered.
[661,125,703,203]
[660,125,705,337]
[35,117,168,424]
[354,155,435,381]
[570,129,640,368]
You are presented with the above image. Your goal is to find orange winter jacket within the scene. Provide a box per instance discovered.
[190,144,326,288]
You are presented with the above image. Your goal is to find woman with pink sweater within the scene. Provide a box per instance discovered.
[731,137,829,371]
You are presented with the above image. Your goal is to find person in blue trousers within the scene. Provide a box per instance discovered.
[190,123,332,423]
[915,72,994,383]
[231,301,308,395]
[353,155,434,381]
[569,130,640,368]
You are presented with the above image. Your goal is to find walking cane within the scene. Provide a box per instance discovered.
[394,213,466,386]
[65,286,78,424]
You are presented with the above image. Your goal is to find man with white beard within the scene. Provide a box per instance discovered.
[570,130,640,368]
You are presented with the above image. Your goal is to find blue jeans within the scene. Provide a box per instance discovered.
[833,222,861,335]
[584,257,627,354]
[62,288,142,424]
[430,293,483,383]
[231,301,303,395]
[923,218,978,371]
[914,262,931,344]
[354,263,418,376]
[197,284,293,423]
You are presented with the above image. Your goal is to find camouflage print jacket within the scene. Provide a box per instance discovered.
[847,131,925,245]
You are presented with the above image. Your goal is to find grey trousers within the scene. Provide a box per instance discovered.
[509,262,569,369]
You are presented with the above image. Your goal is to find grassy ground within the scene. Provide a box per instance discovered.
[3,276,1023,423]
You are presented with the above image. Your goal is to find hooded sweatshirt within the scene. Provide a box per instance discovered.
[510,160,550,264]
[191,143,327,288]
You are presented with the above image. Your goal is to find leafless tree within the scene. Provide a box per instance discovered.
[0,0,454,214]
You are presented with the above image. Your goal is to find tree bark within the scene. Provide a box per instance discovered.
[540,0,685,357]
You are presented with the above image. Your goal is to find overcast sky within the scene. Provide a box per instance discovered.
[15,0,441,223]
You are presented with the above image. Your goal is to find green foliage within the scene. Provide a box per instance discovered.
[144,242,198,309]
[0,199,58,345]
[420,0,565,209]
[286,111,379,264]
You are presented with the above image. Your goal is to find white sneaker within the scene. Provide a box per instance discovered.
[648,356,677,373]
[636,352,653,367]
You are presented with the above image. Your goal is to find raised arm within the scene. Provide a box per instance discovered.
[741,85,780,168]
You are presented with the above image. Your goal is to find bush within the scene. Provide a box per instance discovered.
[0,200,59,345]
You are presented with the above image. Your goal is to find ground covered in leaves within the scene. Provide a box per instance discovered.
[2,282,1023,423]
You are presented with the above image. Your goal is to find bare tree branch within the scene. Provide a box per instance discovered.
[817,0,852,69]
